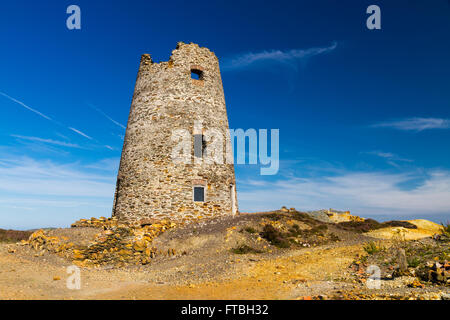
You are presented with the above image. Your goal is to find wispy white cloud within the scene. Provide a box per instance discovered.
[11,134,83,149]
[69,127,93,140]
[0,156,117,229]
[0,91,52,121]
[88,103,126,129]
[0,157,115,197]
[237,168,450,218]
[372,117,450,131]
[222,42,337,71]
[0,197,110,208]
[54,132,71,140]
[367,151,395,159]
[0,92,115,149]
[363,151,413,167]
[84,157,119,172]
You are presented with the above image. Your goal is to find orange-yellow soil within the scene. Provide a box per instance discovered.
[365,219,443,241]
[0,242,363,300]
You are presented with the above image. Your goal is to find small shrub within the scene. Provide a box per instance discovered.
[363,241,384,255]
[296,224,328,237]
[408,256,421,268]
[260,224,290,248]
[309,225,328,234]
[243,227,257,234]
[231,244,262,254]
[382,220,417,229]
[288,224,302,236]
[338,219,418,234]
[439,251,449,261]
[329,233,340,242]
[337,219,382,233]
[264,213,282,221]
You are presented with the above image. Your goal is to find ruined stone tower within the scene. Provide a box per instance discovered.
[112,42,238,224]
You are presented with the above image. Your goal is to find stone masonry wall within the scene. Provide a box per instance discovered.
[112,42,238,224]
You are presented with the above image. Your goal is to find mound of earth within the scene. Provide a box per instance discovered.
[1,210,448,300]
[365,219,444,240]
[152,210,360,257]
[11,210,366,272]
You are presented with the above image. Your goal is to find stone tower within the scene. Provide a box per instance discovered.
[112,42,238,224]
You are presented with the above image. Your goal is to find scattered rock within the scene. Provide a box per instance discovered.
[420,260,449,284]
[23,217,177,267]
[71,216,117,228]
[407,279,425,288]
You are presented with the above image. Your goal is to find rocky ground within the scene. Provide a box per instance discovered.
[0,210,448,300]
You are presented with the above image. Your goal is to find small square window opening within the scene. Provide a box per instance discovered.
[193,186,205,202]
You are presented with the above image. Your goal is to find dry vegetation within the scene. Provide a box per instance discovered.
[0,210,448,300]
[336,219,417,233]
[0,228,32,243]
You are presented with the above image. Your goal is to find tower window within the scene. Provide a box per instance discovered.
[193,186,205,202]
[191,69,204,80]
[194,134,207,158]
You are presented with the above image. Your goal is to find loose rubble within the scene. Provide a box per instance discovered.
[419,260,450,285]
[3,211,447,300]
[21,217,177,267]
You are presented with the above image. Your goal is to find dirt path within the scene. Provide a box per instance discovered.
[0,242,364,300]
[1,211,448,300]
[92,244,363,300]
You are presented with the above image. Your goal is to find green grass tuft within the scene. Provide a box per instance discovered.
[363,241,385,255]
[243,227,257,234]
[231,244,262,254]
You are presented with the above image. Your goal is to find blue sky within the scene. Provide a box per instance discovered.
[0,0,449,229]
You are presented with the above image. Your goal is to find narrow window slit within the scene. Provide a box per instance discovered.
[194,134,206,158]
[191,69,204,80]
